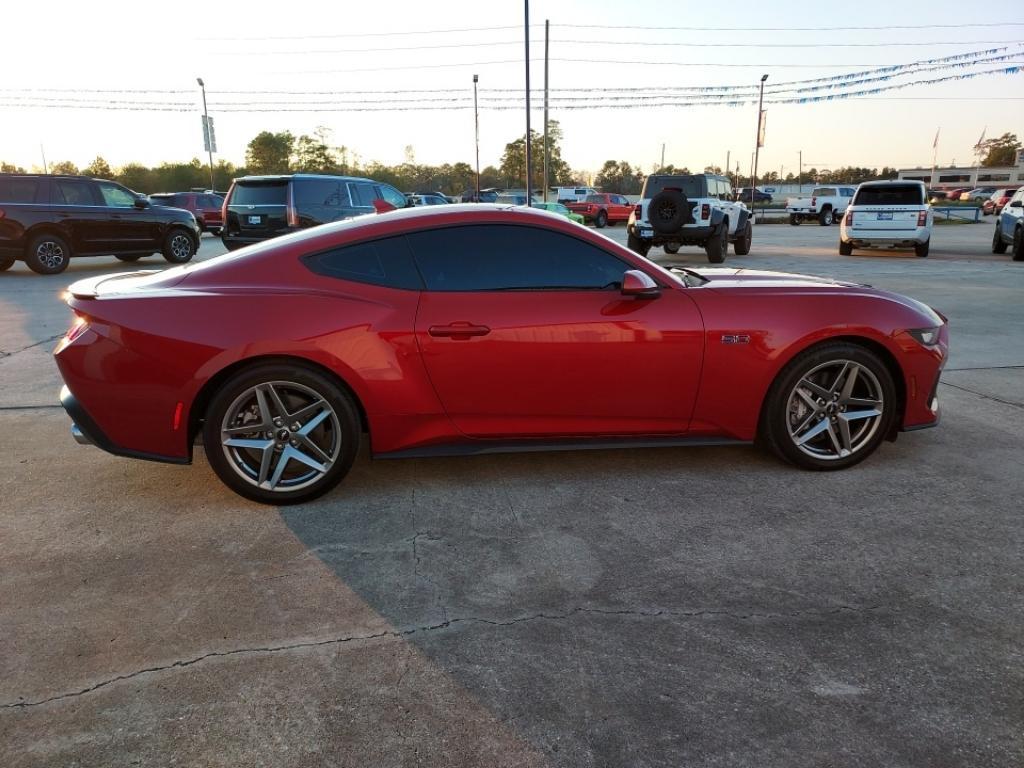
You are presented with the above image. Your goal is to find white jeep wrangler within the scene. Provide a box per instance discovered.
[626,173,752,263]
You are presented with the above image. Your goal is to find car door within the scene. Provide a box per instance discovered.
[609,194,633,221]
[49,177,109,254]
[409,223,705,438]
[95,181,160,251]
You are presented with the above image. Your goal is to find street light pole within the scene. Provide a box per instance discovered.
[523,0,532,206]
[542,19,549,202]
[751,73,768,216]
[799,150,802,193]
[197,77,215,191]
[473,74,480,201]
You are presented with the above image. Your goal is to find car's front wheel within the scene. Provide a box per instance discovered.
[663,243,680,254]
[0,254,15,271]
[203,364,361,505]
[594,210,608,228]
[163,228,197,264]
[25,233,71,274]
[992,224,1007,254]
[761,343,896,470]
[1013,227,1024,262]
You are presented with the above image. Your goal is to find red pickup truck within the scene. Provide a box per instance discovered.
[566,193,634,228]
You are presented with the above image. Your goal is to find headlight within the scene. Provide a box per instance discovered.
[907,327,941,347]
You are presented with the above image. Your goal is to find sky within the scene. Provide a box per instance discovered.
[1,0,1022,180]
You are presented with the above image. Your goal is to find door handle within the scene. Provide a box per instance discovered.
[428,322,491,339]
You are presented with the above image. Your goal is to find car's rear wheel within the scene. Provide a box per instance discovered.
[627,232,651,258]
[203,364,361,505]
[789,214,800,226]
[839,240,853,256]
[819,208,834,226]
[991,224,1007,254]
[761,343,896,470]
[115,254,142,262]
[595,210,608,228]
[1013,227,1024,262]
[704,226,727,263]
[663,243,680,254]
[0,255,15,271]
[25,233,71,274]
[733,221,752,255]
[914,239,930,258]
[163,228,196,264]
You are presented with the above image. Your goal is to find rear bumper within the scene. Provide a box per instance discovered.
[628,223,715,243]
[840,228,930,247]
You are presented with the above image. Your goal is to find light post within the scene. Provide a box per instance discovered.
[523,0,532,206]
[473,74,480,201]
[197,77,215,191]
[798,149,803,193]
[751,73,768,215]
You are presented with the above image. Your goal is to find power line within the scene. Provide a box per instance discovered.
[201,24,520,41]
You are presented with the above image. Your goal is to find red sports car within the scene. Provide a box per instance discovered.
[55,205,948,504]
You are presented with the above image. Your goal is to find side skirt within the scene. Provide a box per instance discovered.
[375,436,749,460]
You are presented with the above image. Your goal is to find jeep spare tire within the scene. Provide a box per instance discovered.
[648,190,692,234]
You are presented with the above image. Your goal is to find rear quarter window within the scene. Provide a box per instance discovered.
[854,185,924,206]
[0,177,41,203]
[301,235,423,290]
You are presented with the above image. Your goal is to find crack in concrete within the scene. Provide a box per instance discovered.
[1,602,884,710]
[939,380,1023,409]
[0,333,62,360]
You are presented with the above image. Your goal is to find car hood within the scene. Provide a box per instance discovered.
[690,267,863,290]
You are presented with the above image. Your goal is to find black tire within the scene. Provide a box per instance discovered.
[789,214,801,226]
[819,207,834,226]
[733,221,752,255]
[595,210,608,229]
[627,231,651,258]
[704,226,727,263]
[839,240,854,256]
[115,254,143,262]
[914,239,929,258]
[1013,227,1024,262]
[761,342,897,471]
[648,190,690,234]
[663,243,680,254]
[0,254,15,271]
[992,224,1008,254]
[25,233,71,274]
[162,227,197,264]
[203,363,361,505]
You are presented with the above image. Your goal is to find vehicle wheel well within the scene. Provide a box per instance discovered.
[23,225,69,256]
[758,335,907,442]
[188,355,370,448]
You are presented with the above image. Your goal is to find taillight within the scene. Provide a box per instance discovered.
[917,210,927,226]
[633,204,641,219]
[701,203,710,219]
[65,315,88,343]
[0,208,5,219]
[811,196,817,209]
[846,211,854,225]
[286,184,300,227]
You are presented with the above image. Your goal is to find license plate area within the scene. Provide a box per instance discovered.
[247,215,262,225]
[639,227,653,237]
[876,212,893,220]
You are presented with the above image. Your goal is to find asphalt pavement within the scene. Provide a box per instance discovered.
[1,222,1022,767]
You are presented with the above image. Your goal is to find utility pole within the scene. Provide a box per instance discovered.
[661,143,665,170]
[799,150,803,193]
[197,77,215,191]
[523,0,532,206]
[725,150,730,186]
[751,73,768,216]
[40,144,48,174]
[542,19,549,202]
[473,74,480,201]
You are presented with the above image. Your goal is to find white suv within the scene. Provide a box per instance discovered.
[627,174,752,263]
[839,180,933,258]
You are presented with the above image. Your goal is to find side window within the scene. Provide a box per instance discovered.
[0,177,40,203]
[348,182,377,208]
[841,188,853,197]
[407,224,631,292]
[301,235,423,290]
[379,184,408,209]
[53,180,99,206]
[97,182,136,208]
[295,179,352,210]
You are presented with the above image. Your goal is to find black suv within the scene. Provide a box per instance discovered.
[221,174,409,250]
[0,174,200,275]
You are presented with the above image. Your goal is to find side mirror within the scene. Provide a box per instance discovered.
[134,197,150,209]
[1010,200,1023,209]
[372,199,397,214]
[621,269,660,299]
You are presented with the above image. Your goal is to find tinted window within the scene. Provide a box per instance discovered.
[642,176,705,199]
[98,182,137,208]
[408,224,630,292]
[854,185,924,206]
[302,235,423,290]
[840,188,853,197]
[380,184,407,209]
[349,182,378,207]
[295,178,351,209]
[585,195,605,203]
[0,177,40,203]
[815,188,837,196]
[150,194,178,206]
[231,182,287,206]
[201,195,223,208]
[53,179,97,205]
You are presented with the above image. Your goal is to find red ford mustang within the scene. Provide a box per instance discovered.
[54,205,948,504]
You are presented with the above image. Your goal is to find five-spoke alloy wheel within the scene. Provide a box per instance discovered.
[762,343,896,470]
[203,364,360,504]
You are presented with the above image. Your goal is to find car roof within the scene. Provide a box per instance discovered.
[233,173,382,183]
[857,180,925,187]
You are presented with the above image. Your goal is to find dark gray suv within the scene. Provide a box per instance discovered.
[221,174,409,250]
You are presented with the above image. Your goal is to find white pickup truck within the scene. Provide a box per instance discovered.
[786,185,857,226]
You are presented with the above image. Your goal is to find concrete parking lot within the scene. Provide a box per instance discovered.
[1,222,1022,767]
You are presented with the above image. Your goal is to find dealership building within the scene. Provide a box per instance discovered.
[898,149,1024,187]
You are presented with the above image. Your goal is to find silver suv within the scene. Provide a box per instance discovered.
[626,173,752,263]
